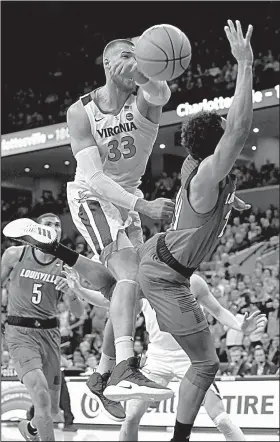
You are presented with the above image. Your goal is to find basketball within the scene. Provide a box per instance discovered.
[135,24,192,82]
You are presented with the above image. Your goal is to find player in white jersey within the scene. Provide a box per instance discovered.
[59,267,266,441]
[66,36,175,406]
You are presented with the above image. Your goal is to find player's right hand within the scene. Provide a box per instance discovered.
[146,198,175,221]
[224,20,253,64]
[61,265,81,291]
[241,310,267,334]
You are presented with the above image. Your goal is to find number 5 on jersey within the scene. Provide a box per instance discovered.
[32,283,43,305]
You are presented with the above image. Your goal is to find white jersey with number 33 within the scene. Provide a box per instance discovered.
[74,91,159,194]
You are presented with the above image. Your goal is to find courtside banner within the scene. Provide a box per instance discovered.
[1,376,279,429]
[1,85,279,157]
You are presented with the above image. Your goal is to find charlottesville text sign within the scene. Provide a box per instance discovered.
[1,85,279,157]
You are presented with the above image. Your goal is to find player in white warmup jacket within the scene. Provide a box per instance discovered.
[60,267,266,441]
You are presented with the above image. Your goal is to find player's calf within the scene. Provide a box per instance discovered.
[22,369,55,442]
[119,399,150,441]
[204,389,246,441]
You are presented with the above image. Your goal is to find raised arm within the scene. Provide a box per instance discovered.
[190,274,267,333]
[67,101,174,221]
[193,20,253,189]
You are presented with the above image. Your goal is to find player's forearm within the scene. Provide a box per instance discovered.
[75,146,140,210]
[214,307,242,331]
[225,61,253,137]
[75,285,110,309]
[135,71,171,105]
[91,171,141,210]
[67,290,84,317]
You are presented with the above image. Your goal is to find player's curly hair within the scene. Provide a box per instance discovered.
[181,111,224,161]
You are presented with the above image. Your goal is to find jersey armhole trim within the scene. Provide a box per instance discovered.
[19,246,27,262]
[134,96,159,130]
[185,169,227,217]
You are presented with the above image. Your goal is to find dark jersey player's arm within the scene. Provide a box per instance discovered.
[67,101,153,217]
[194,61,253,189]
[193,23,253,189]
[55,276,84,318]
[1,246,23,288]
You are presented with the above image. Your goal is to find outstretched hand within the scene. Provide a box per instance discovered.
[241,310,267,334]
[61,265,81,291]
[224,20,253,64]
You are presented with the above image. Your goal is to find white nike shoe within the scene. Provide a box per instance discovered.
[3,218,57,252]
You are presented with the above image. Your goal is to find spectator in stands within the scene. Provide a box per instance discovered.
[1,350,11,369]
[72,349,86,371]
[250,346,277,375]
[81,353,98,376]
[267,296,279,338]
[225,346,251,377]
[267,335,280,367]
[216,336,228,363]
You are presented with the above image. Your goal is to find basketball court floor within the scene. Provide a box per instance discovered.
[1,423,278,441]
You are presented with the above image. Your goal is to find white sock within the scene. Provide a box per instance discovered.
[213,411,246,441]
[96,352,116,375]
[115,336,134,365]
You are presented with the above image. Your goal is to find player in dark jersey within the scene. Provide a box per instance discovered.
[1,213,84,442]
[135,20,254,441]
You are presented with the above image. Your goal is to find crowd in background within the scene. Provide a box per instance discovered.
[2,12,279,134]
[1,159,279,379]
[1,4,279,379]
[1,160,279,227]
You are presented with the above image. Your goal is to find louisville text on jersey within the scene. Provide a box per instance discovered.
[20,269,60,284]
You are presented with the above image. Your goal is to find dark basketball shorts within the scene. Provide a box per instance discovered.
[5,324,61,391]
[138,234,208,336]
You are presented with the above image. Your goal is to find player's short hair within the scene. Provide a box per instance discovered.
[37,213,61,224]
[103,39,135,63]
[181,111,224,161]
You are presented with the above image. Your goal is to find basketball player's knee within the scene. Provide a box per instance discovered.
[25,371,51,411]
[187,355,219,391]
[109,247,139,281]
[125,405,144,425]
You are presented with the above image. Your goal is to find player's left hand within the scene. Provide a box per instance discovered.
[110,57,138,77]
[109,57,148,83]
[241,310,267,334]
[55,276,69,293]
[233,196,251,212]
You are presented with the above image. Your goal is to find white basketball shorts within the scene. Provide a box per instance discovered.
[67,181,144,260]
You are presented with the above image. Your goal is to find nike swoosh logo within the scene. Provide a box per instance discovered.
[121,385,132,389]
[95,117,104,122]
